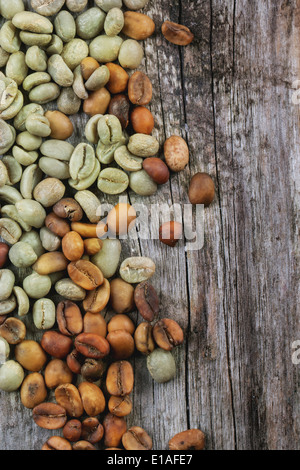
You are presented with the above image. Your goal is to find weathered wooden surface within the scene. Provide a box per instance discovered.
[0,0,299,450]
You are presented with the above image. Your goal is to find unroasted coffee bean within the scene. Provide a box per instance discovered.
[45,212,70,238]
[63,419,82,442]
[106,360,134,397]
[134,281,159,322]
[159,221,183,247]
[147,348,176,383]
[108,395,132,417]
[103,413,127,448]
[53,197,83,222]
[68,260,104,291]
[75,332,110,359]
[128,71,152,106]
[81,417,104,444]
[0,317,26,345]
[188,172,215,206]
[78,381,106,417]
[31,0,65,17]
[42,436,72,451]
[0,360,24,392]
[57,300,83,337]
[20,372,47,409]
[41,331,73,359]
[108,94,130,129]
[122,426,152,450]
[169,429,205,450]
[143,157,170,184]
[44,359,73,389]
[110,279,135,315]
[33,402,67,430]
[153,318,184,351]
[134,322,155,356]
[15,340,47,372]
[55,383,84,418]
[119,257,156,284]
[67,348,84,374]
[162,20,194,46]
[73,441,96,450]
[164,135,189,172]
[108,314,135,336]
[82,279,111,314]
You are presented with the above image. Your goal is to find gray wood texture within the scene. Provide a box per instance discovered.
[0,0,299,450]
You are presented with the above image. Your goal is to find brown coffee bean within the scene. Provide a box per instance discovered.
[107,203,136,237]
[106,62,129,94]
[73,441,96,450]
[108,94,130,129]
[128,71,152,106]
[81,57,100,81]
[33,403,67,430]
[81,417,104,444]
[78,381,106,417]
[83,87,111,117]
[45,212,70,237]
[188,172,215,206]
[159,221,182,247]
[53,198,83,222]
[44,359,73,389]
[57,300,83,336]
[134,281,159,322]
[41,331,73,359]
[42,436,72,451]
[82,279,110,314]
[164,135,189,172]
[106,329,135,360]
[55,383,84,418]
[131,106,155,135]
[20,373,47,409]
[75,332,110,359]
[45,111,74,140]
[134,322,155,356]
[153,318,184,351]
[0,242,9,268]
[106,361,134,397]
[63,419,82,442]
[122,426,152,450]
[108,395,132,417]
[0,315,7,326]
[168,429,205,450]
[122,12,155,40]
[62,231,84,261]
[143,157,170,184]
[103,413,127,448]
[109,278,135,315]
[0,317,26,345]
[108,314,135,336]
[68,260,104,291]
[15,340,47,372]
[83,312,107,337]
[32,251,69,275]
[84,238,103,256]
[71,221,105,238]
[81,358,106,382]
[162,20,194,46]
[66,348,85,374]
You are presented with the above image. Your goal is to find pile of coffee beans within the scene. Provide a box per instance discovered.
[0,0,209,451]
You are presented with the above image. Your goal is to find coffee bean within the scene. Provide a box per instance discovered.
[108,94,130,129]
[164,135,189,172]
[15,340,47,372]
[44,359,73,389]
[68,260,104,291]
[106,360,134,397]
[33,402,67,430]
[108,314,135,335]
[75,332,110,359]
[41,436,72,451]
[134,281,159,322]
[81,358,106,382]
[63,419,82,442]
[62,231,84,261]
[103,413,127,448]
[0,317,26,345]
[53,197,83,222]
[128,71,152,106]
[106,330,135,360]
[134,322,155,356]
[57,300,83,336]
[82,279,111,314]
[108,395,132,417]
[131,106,154,135]
[55,383,84,418]
[81,417,104,444]
[143,157,170,184]
[153,318,184,351]
[0,243,9,268]
[41,331,73,358]
[159,221,182,247]
[188,172,215,206]
[73,441,96,450]
[32,251,69,275]
[110,278,135,315]
[66,348,84,374]
[161,20,194,46]
[20,372,47,409]
[78,381,106,417]
[122,426,152,450]
[168,429,205,450]
[45,212,70,237]
[83,312,107,337]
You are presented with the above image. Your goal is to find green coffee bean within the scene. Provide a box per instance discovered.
[25,46,47,72]
[98,115,123,145]
[97,168,129,194]
[23,72,51,93]
[0,218,22,244]
[12,12,53,34]
[20,230,45,257]
[0,360,24,392]
[5,52,28,86]
[33,298,56,330]
[129,169,157,196]
[128,133,160,157]
[0,47,10,68]
[57,87,81,115]
[118,39,144,69]
[68,159,100,191]
[69,143,96,182]
[23,272,52,299]
[0,0,25,19]
[29,83,60,104]
[55,278,86,301]
[89,35,123,63]
[13,287,30,317]
[40,227,61,252]
[48,54,74,88]
[0,185,23,203]
[104,8,124,37]
[25,114,51,138]
[85,114,103,144]
[13,103,44,131]
[20,164,42,199]
[74,190,101,223]
[0,120,15,154]
[9,242,38,268]
[96,132,128,164]
[1,205,32,232]
[73,65,89,100]
[61,38,89,70]
[31,0,65,17]
[39,157,71,180]
[91,239,121,278]
[66,0,88,12]
[147,349,176,383]
[85,65,110,92]
[0,337,10,362]
[76,7,106,40]
[15,199,46,228]
[0,21,21,54]
[0,90,24,121]
[33,178,66,208]
[119,256,156,283]
[0,295,17,315]
[54,10,76,42]
[0,161,8,188]
[40,139,74,161]
[95,0,122,12]
[114,145,143,172]
[0,269,15,301]
[2,156,22,186]
[19,31,52,47]
[12,146,39,166]
[16,131,42,152]
[46,34,64,56]
[0,76,18,112]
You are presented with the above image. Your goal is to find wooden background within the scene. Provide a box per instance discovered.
[0,0,299,450]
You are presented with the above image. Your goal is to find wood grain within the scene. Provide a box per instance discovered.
[0,0,299,450]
